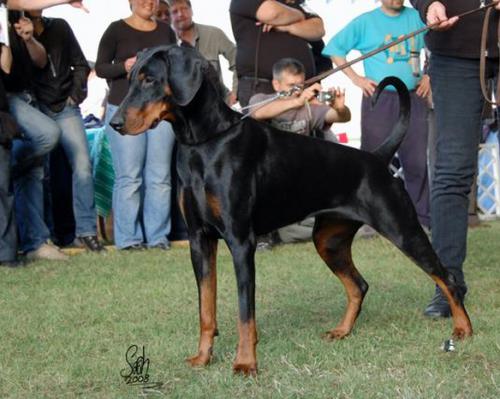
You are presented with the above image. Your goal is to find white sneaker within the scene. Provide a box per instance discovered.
[26,243,69,261]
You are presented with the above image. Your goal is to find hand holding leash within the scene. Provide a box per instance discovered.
[426,2,459,31]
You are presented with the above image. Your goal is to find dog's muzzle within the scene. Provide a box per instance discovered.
[109,112,125,135]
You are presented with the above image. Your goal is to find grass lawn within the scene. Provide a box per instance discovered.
[1,221,499,398]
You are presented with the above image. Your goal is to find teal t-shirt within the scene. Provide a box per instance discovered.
[322,7,425,90]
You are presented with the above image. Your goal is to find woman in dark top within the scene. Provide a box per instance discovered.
[96,0,176,250]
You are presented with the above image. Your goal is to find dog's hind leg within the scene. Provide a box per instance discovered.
[368,185,472,339]
[313,216,368,339]
[185,233,219,367]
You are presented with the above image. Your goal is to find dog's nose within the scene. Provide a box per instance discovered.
[110,111,125,134]
[110,120,124,133]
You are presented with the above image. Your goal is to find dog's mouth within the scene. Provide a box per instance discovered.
[112,100,175,135]
[150,118,160,130]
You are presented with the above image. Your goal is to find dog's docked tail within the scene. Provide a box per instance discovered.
[371,76,411,165]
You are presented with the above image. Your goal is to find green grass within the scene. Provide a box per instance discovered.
[1,222,499,398]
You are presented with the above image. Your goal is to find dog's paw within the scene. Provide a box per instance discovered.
[323,328,351,340]
[186,352,211,367]
[233,362,257,377]
[452,326,473,340]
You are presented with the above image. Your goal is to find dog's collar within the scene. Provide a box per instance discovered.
[181,119,242,147]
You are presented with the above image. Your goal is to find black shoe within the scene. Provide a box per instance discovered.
[121,243,146,251]
[256,232,277,251]
[149,242,171,250]
[256,241,273,251]
[79,235,105,252]
[424,289,451,318]
[0,259,27,268]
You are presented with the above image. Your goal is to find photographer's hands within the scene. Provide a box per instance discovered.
[325,87,350,124]
[294,82,322,107]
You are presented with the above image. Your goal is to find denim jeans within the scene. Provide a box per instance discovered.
[428,54,496,287]
[105,103,175,249]
[8,92,61,252]
[40,102,97,237]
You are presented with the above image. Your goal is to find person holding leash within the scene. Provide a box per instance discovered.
[410,0,500,317]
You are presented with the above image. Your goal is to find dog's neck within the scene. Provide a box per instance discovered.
[171,79,241,146]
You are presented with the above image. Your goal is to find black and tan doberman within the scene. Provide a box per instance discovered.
[110,45,472,376]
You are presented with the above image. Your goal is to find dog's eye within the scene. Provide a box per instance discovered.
[143,76,155,86]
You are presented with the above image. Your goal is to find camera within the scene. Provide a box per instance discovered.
[316,90,335,104]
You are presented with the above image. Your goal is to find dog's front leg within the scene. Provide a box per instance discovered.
[186,234,219,368]
[229,239,258,376]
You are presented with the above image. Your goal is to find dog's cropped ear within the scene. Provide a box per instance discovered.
[163,46,205,106]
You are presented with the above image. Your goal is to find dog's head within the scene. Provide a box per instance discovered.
[110,45,210,135]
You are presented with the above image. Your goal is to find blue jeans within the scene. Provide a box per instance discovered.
[428,54,495,287]
[40,102,97,237]
[105,103,175,249]
[8,92,61,252]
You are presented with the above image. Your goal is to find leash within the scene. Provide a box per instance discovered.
[480,4,500,105]
[304,0,500,86]
[240,86,303,119]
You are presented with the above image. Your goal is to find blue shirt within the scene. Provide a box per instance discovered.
[322,7,425,90]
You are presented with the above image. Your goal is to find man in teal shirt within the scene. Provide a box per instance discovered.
[323,0,431,229]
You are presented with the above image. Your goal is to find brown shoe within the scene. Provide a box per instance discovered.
[78,235,105,252]
[26,243,69,261]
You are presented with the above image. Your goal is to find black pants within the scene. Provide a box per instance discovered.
[237,77,274,108]
[0,145,17,262]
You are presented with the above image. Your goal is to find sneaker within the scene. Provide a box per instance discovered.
[356,225,377,239]
[256,233,276,251]
[256,240,273,251]
[121,243,146,251]
[149,242,171,250]
[26,243,69,261]
[79,235,105,252]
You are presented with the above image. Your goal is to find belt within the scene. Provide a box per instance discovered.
[240,76,272,84]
